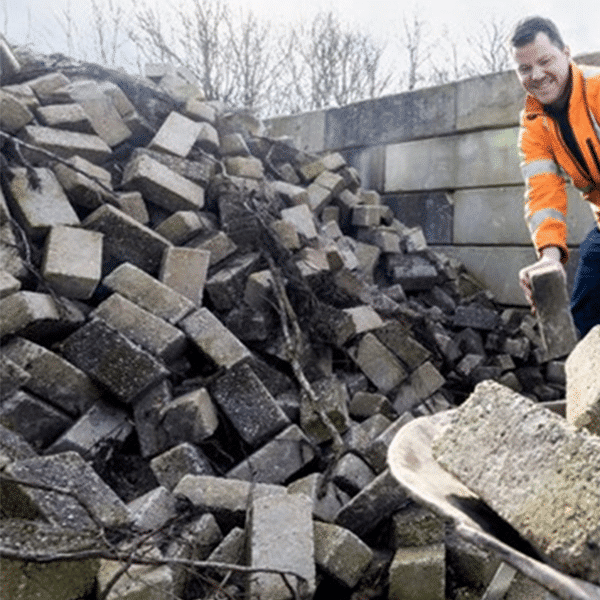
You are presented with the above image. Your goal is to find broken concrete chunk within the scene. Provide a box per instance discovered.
[133,381,172,459]
[8,167,80,240]
[2,336,101,417]
[388,543,446,600]
[150,442,215,491]
[2,451,131,530]
[56,317,169,405]
[102,262,195,324]
[0,389,73,451]
[41,225,103,300]
[209,362,290,447]
[83,203,173,276]
[226,424,315,484]
[25,72,71,102]
[566,324,600,435]
[432,380,600,584]
[180,307,253,369]
[148,110,205,157]
[20,124,112,164]
[122,152,205,212]
[91,292,187,362]
[128,486,178,532]
[154,210,204,244]
[35,103,94,132]
[45,400,133,459]
[0,89,34,133]
[248,493,316,600]
[314,521,373,588]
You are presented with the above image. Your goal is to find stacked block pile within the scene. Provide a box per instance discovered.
[0,40,595,600]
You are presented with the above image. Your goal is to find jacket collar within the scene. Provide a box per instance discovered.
[523,62,582,118]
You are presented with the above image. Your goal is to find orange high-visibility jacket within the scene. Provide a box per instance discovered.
[518,62,600,262]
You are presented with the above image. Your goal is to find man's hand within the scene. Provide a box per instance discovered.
[519,247,565,313]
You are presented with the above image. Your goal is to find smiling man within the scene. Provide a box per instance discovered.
[511,16,600,338]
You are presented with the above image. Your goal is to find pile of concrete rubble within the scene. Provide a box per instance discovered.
[1,40,597,600]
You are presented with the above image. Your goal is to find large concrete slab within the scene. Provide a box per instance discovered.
[453,186,596,246]
[384,127,521,192]
[265,110,326,153]
[432,380,600,584]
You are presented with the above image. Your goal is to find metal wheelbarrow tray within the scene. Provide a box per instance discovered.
[387,408,600,600]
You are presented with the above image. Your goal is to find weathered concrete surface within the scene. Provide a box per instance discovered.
[432,380,600,584]
[566,325,600,435]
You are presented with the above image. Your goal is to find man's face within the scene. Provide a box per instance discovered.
[513,31,571,107]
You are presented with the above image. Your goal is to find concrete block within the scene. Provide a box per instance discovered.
[325,85,456,149]
[165,512,223,596]
[52,155,114,209]
[566,325,600,435]
[122,152,205,212]
[0,355,30,402]
[432,380,600,583]
[0,291,84,341]
[342,145,385,192]
[173,474,286,526]
[45,399,132,459]
[128,486,177,532]
[265,110,326,153]
[332,452,376,496]
[248,493,315,600]
[160,387,219,445]
[35,103,94,132]
[59,79,132,146]
[41,225,103,299]
[334,468,408,538]
[269,218,302,250]
[92,293,187,362]
[102,262,195,324]
[244,269,275,312]
[281,203,318,239]
[373,322,431,371]
[406,361,445,401]
[386,253,441,291]
[97,553,174,600]
[349,391,397,421]
[2,451,131,530]
[287,473,350,522]
[56,317,169,405]
[227,424,315,483]
[130,147,216,188]
[314,521,373,588]
[154,210,204,244]
[25,72,70,102]
[225,155,264,179]
[159,246,210,304]
[452,304,501,331]
[0,520,100,600]
[0,390,73,451]
[271,180,309,205]
[390,502,445,548]
[20,124,112,164]
[206,526,246,585]
[349,333,408,393]
[363,413,414,473]
[205,251,261,310]
[182,97,218,123]
[180,307,254,369]
[388,544,446,600]
[133,381,172,458]
[150,442,214,491]
[530,264,579,359]
[209,362,290,447]
[1,82,39,112]
[299,376,351,443]
[384,127,521,192]
[0,89,34,133]
[0,269,21,299]
[83,204,173,276]
[188,229,238,266]
[149,110,204,157]
[7,167,79,240]
[110,191,150,224]
[2,336,101,417]
[456,70,523,130]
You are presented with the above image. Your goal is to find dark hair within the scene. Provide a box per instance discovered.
[510,16,565,49]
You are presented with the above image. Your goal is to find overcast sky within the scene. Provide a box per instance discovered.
[3,0,598,68]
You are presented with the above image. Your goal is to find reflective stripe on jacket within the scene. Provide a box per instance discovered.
[519,62,600,262]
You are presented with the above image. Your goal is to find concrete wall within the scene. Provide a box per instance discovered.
[265,53,600,306]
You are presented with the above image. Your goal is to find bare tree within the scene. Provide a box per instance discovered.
[401,12,431,90]
[464,17,512,76]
